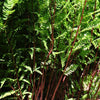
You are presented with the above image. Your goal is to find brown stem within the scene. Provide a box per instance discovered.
[46,1,56,60]
[64,0,87,72]
[51,74,63,100]
[11,50,23,99]
[93,83,100,98]
[51,0,87,99]
[45,64,55,100]
[5,30,23,99]
[10,84,21,100]
[90,0,96,43]
[31,1,36,98]
[40,69,45,100]
[35,76,41,100]
[37,3,56,99]
[87,58,99,98]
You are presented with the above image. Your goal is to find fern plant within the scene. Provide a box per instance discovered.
[0,0,100,100]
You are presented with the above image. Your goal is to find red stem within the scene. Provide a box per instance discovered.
[10,84,21,100]
[32,1,36,98]
[93,83,100,98]
[91,0,96,43]
[6,33,23,99]
[40,69,46,100]
[35,76,41,100]
[46,1,56,60]
[45,57,56,100]
[51,0,87,99]
[87,54,99,98]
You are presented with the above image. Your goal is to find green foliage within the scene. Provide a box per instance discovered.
[3,0,19,20]
[0,90,18,99]
[64,64,78,76]
[0,0,100,99]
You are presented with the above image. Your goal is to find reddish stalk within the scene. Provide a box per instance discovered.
[35,76,41,100]
[82,0,97,98]
[36,2,56,99]
[77,65,89,99]
[36,77,43,100]
[87,69,97,97]
[10,84,21,100]
[81,46,99,99]
[5,31,23,99]
[51,0,87,99]
[93,83,100,99]
[87,57,99,98]
[46,1,56,59]
[79,46,99,99]
[48,70,57,98]
[90,0,96,43]
[45,56,57,100]
[35,77,40,100]
[31,0,36,98]
[35,68,45,100]
[63,0,87,81]
[40,69,45,100]
[45,71,53,100]
[79,0,97,94]
[11,52,23,99]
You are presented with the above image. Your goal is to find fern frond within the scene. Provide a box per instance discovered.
[3,0,19,20]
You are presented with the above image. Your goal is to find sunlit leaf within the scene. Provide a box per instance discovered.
[0,79,6,89]
[0,90,18,99]
[21,79,30,85]
[64,64,78,76]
